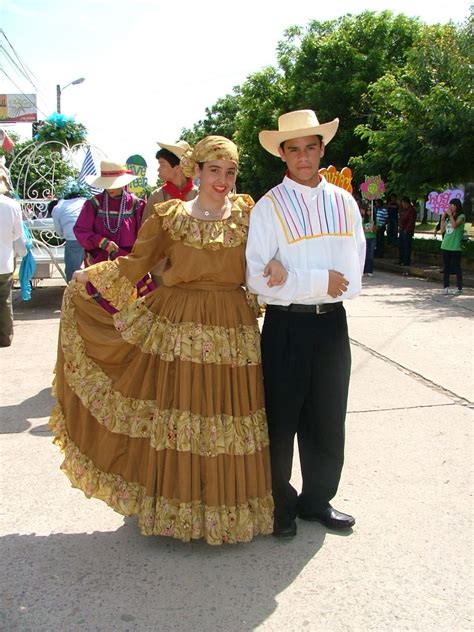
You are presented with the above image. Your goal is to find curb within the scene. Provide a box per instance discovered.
[374,259,474,288]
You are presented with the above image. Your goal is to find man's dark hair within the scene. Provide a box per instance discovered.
[155,148,180,167]
[279,135,323,151]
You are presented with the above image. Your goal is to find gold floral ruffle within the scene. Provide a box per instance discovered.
[49,405,274,545]
[153,196,254,250]
[113,300,260,365]
[60,284,268,456]
[85,260,138,310]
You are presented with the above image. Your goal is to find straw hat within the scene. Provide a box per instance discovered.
[259,110,339,157]
[156,140,191,159]
[85,160,137,189]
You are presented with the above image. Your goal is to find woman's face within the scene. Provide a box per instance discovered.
[106,187,124,198]
[197,160,237,201]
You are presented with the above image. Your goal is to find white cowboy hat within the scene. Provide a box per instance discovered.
[156,140,191,159]
[85,160,137,189]
[259,110,339,157]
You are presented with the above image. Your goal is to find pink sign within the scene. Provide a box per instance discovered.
[360,175,385,201]
[426,189,464,215]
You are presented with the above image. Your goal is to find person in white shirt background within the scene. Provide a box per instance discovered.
[246,110,365,537]
[52,179,88,282]
[0,164,26,347]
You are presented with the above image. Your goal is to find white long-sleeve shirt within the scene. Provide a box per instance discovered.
[0,194,25,274]
[246,176,365,305]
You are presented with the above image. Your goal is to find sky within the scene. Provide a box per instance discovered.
[0,0,471,183]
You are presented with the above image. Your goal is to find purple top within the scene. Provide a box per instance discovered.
[74,191,145,265]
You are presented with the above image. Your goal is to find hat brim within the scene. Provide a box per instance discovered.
[84,173,137,189]
[156,141,189,159]
[259,119,339,157]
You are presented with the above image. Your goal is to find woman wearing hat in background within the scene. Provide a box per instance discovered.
[49,136,274,545]
[74,160,146,267]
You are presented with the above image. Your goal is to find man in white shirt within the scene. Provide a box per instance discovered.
[0,176,26,347]
[246,110,365,537]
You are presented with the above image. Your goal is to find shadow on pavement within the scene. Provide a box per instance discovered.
[13,285,65,322]
[361,279,473,319]
[1,522,325,631]
[0,387,54,434]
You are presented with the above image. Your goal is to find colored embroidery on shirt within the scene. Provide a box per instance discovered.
[267,185,354,244]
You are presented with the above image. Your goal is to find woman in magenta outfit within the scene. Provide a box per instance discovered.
[74,160,145,266]
[74,160,153,304]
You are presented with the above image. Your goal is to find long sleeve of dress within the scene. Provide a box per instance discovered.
[73,199,104,250]
[85,213,170,310]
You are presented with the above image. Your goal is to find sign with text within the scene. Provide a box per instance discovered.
[426,189,464,215]
[126,154,148,198]
[319,165,353,193]
[0,94,37,123]
[360,175,385,201]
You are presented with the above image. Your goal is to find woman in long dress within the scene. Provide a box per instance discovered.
[49,136,274,544]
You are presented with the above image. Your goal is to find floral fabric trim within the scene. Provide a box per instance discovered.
[60,288,269,456]
[113,300,261,365]
[49,405,274,545]
[85,261,137,310]
[154,196,253,250]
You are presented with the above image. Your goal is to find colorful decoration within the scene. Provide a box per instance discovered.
[34,113,87,146]
[126,154,147,198]
[319,165,353,193]
[360,175,385,201]
[426,189,464,215]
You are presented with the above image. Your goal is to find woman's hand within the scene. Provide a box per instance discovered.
[263,259,288,287]
[72,270,88,285]
[106,241,119,254]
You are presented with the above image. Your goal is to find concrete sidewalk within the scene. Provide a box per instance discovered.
[1,273,473,631]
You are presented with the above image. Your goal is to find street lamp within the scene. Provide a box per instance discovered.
[56,77,85,113]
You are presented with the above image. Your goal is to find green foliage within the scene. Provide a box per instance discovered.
[411,236,473,259]
[35,114,87,148]
[5,138,79,199]
[180,10,472,201]
[353,20,474,196]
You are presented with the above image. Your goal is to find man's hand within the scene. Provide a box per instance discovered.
[263,259,288,287]
[106,241,119,254]
[72,270,88,285]
[327,270,349,298]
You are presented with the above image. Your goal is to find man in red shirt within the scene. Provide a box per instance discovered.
[398,197,417,266]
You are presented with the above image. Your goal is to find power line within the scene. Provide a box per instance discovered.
[0,44,35,86]
[0,29,40,91]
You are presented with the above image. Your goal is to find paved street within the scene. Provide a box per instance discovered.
[1,272,473,632]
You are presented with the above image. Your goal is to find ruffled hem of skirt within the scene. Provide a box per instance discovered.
[49,403,274,545]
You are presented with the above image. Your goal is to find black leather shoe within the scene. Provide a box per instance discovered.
[299,506,355,530]
[273,519,297,538]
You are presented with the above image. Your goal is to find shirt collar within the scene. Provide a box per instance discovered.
[282,174,327,194]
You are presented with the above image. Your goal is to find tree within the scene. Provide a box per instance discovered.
[352,19,474,197]
[181,93,242,146]
[279,12,423,172]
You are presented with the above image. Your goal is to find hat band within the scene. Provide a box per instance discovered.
[100,169,133,177]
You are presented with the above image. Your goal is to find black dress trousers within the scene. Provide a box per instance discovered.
[261,305,351,527]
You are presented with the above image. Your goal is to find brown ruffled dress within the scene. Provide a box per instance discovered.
[49,195,273,545]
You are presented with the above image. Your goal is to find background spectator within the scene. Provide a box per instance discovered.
[398,196,417,267]
[52,179,89,282]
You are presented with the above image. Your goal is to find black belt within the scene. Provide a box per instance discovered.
[267,302,343,314]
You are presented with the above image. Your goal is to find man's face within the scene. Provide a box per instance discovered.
[278,135,324,187]
[158,157,179,183]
